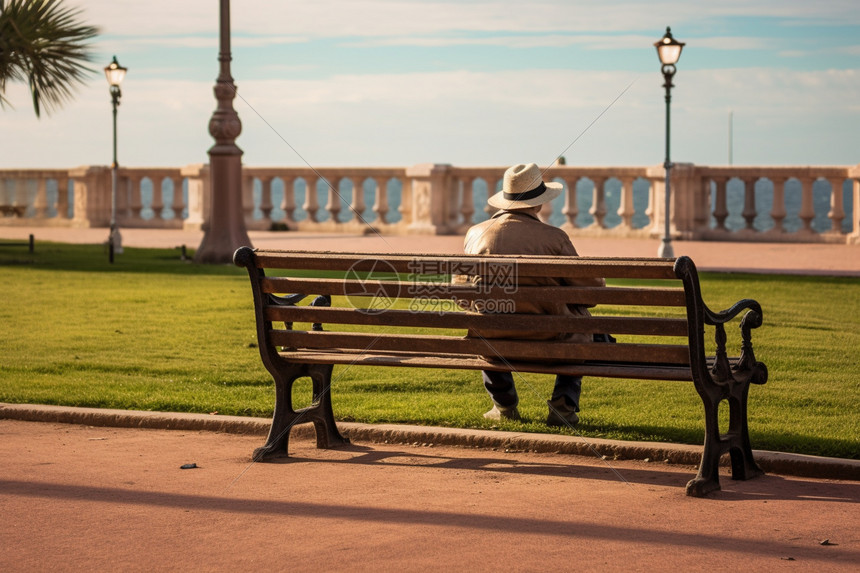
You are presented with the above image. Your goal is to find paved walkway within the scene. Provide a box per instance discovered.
[2,412,859,571]
[1,225,859,276]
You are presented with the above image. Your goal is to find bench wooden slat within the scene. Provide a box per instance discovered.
[254,251,679,280]
[270,330,691,364]
[277,350,696,381]
[261,277,687,307]
[265,306,689,337]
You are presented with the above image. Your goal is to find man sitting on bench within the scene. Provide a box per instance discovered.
[458,163,605,426]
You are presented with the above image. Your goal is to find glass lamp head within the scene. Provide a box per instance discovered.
[655,27,685,66]
[104,56,127,87]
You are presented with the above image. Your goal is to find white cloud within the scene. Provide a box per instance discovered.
[349,33,774,51]
[691,37,774,51]
[347,34,652,50]
[3,66,857,168]
[118,35,308,49]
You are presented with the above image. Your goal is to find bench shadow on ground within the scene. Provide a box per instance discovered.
[269,442,859,504]
[3,477,854,565]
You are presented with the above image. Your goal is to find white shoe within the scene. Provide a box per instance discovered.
[483,404,521,421]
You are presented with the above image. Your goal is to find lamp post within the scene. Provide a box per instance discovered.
[654,27,684,258]
[104,55,127,263]
[194,0,252,263]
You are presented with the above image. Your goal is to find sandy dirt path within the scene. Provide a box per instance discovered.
[2,419,857,571]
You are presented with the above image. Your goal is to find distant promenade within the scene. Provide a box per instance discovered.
[1,226,858,277]
[2,163,858,245]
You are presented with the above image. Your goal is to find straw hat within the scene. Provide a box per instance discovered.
[487,163,562,210]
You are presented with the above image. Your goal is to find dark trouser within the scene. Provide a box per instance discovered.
[482,370,582,411]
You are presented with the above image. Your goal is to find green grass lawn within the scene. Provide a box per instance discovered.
[1,239,858,459]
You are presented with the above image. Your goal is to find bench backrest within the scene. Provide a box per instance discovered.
[235,248,711,380]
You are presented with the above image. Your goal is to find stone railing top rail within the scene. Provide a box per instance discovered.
[243,167,408,179]
[0,169,73,178]
[2,164,858,178]
[695,165,851,178]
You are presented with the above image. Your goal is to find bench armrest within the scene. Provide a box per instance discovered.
[703,298,762,326]
[704,299,766,385]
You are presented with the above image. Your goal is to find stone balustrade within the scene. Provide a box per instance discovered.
[2,163,858,244]
[239,166,411,233]
[0,169,72,224]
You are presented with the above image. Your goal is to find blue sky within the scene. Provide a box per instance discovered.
[3,0,859,169]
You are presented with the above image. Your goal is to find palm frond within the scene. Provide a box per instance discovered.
[0,0,99,117]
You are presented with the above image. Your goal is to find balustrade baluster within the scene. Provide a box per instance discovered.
[854,177,860,239]
[399,177,412,224]
[798,177,815,232]
[827,177,845,233]
[562,178,579,227]
[2,178,12,211]
[617,177,636,230]
[770,177,787,232]
[129,176,143,221]
[259,176,274,226]
[693,176,709,230]
[459,177,474,226]
[13,179,27,214]
[303,176,320,222]
[485,177,499,217]
[34,178,48,218]
[712,177,729,230]
[56,177,70,219]
[326,177,342,222]
[170,177,185,219]
[589,177,607,228]
[447,178,460,227]
[742,177,757,230]
[281,177,296,224]
[350,177,366,223]
[372,178,389,224]
[151,177,165,221]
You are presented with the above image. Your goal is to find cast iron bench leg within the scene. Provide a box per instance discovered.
[308,363,350,449]
[253,363,349,461]
[727,381,765,481]
[253,364,301,460]
[687,393,723,497]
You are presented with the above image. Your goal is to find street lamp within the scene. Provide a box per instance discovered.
[654,27,684,258]
[104,55,127,263]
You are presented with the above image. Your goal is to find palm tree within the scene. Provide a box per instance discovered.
[0,0,99,118]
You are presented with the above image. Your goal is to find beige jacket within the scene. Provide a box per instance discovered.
[456,210,604,342]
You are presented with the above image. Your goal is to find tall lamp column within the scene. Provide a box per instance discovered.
[105,56,127,263]
[654,27,684,258]
[194,0,252,263]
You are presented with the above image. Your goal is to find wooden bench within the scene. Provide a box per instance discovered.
[234,247,768,497]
